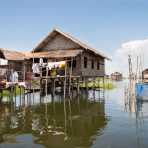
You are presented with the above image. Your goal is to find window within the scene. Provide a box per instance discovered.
[43,58,48,63]
[97,61,100,70]
[73,59,76,68]
[91,60,94,69]
[68,59,76,68]
[68,61,71,67]
[84,57,87,68]
[34,58,39,63]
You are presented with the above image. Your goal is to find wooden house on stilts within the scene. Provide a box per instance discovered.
[0,29,110,97]
[0,48,26,81]
[23,28,110,96]
[29,28,109,78]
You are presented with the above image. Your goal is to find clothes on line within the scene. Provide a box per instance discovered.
[39,58,43,65]
[32,64,40,74]
[32,61,66,77]
[48,61,65,70]
[10,71,18,82]
[0,58,8,65]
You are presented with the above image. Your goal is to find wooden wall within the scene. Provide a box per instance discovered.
[69,51,105,77]
[43,34,81,50]
[33,32,105,77]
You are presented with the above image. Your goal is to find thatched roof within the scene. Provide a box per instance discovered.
[33,28,110,60]
[25,49,83,59]
[0,48,25,61]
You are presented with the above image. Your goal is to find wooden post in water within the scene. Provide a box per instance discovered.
[93,77,95,101]
[52,78,56,97]
[69,58,73,97]
[86,77,88,91]
[77,77,80,96]
[63,60,67,140]
[98,78,101,99]
[19,87,22,107]
[0,89,3,104]
[45,66,48,97]
[64,60,67,99]
[22,87,25,106]
[14,85,17,107]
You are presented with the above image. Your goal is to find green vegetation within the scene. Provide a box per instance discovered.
[0,78,114,98]
[1,86,23,97]
[80,78,114,90]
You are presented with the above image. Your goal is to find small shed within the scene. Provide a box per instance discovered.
[0,48,26,80]
[111,72,123,81]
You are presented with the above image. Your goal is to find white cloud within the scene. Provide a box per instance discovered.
[106,39,148,76]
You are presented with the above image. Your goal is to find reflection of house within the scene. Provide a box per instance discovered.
[111,72,122,81]
[142,69,148,83]
[0,96,108,148]
[29,28,110,77]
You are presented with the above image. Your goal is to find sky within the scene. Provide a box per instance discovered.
[0,0,148,75]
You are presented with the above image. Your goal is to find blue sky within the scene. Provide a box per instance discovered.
[0,0,148,56]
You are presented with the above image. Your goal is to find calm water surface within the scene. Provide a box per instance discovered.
[0,81,148,148]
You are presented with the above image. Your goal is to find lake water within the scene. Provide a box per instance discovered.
[0,81,148,148]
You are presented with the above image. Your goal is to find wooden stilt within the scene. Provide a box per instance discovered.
[86,77,88,91]
[45,66,48,98]
[23,88,25,106]
[69,58,73,97]
[77,92,80,112]
[53,78,55,97]
[77,77,80,96]
[0,89,3,104]
[14,86,17,107]
[64,61,67,99]
[68,98,72,128]
[93,77,95,101]
[19,86,22,107]
[99,78,101,100]
[102,76,105,99]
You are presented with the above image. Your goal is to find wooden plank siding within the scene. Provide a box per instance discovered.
[32,29,106,77]
[80,51,105,77]
[43,33,81,51]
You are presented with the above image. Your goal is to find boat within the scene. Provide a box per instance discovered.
[136,69,148,101]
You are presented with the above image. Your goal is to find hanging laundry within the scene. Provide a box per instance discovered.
[32,63,40,74]
[10,71,18,82]
[0,58,8,65]
[39,58,43,65]
[48,61,66,70]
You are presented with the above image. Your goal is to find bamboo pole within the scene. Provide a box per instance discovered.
[53,78,55,97]
[93,77,95,101]
[69,57,73,97]
[63,60,67,141]
[64,60,67,99]
[77,77,80,96]
[45,66,48,98]
[23,62,26,81]
[20,87,22,106]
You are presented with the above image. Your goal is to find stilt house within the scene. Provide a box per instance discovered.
[111,72,123,81]
[28,28,109,78]
[0,48,25,80]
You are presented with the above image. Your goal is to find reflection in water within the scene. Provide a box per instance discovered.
[0,90,108,148]
[2,81,148,148]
